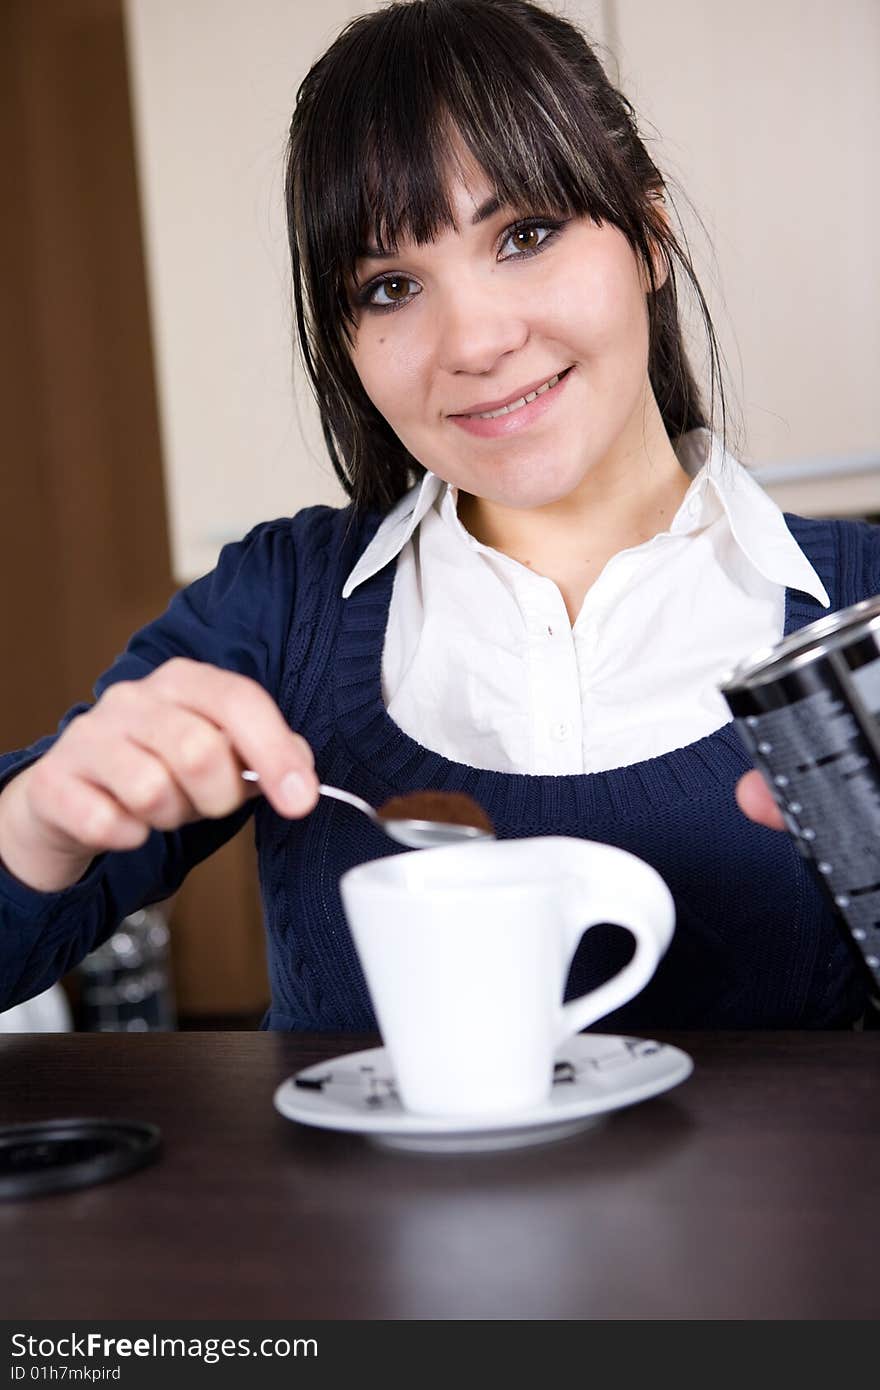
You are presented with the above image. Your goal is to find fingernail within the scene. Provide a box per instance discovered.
[280,771,311,813]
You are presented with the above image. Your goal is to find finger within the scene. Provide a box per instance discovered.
[67,724,198,831]
[148,659,319,817]
[92,683,248,820]
[26,756,152,854]
[735,769,785,830]
[125,699,254,820]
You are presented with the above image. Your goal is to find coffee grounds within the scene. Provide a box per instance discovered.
[376,791,495,834]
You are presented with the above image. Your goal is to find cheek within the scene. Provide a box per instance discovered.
[556,254,648,361]
[351,327,424,419]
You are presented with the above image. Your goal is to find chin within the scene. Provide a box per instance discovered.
[487,468,585,510]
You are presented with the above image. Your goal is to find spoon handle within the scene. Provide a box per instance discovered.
[314,784,377,819]
[240,770,376,821]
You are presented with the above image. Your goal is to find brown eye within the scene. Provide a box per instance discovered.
[512,227,541,252]
[499,221,561,260]
[369,275,417,307]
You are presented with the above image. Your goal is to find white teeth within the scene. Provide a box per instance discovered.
[472,372,562,420]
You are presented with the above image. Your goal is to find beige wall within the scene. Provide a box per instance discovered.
[610,0,880,514]
[124,0,363,581]
[124,0,879,583]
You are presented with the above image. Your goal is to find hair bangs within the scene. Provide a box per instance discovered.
[301,1,628,300]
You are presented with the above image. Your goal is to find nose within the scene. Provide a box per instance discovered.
[434,274,529,377]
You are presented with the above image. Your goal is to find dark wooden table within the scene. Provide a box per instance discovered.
[0,1031,877,1320]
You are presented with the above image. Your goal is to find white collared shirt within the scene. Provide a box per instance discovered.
[342,429,830,774]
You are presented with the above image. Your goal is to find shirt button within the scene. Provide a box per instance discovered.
[551,721,571,741]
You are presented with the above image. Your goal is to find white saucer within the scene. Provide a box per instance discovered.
[274,1034,693,1153]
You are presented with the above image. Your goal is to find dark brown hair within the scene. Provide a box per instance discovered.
[286,0,729,514]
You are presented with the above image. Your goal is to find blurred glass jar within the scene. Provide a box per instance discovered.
[78,905,176,1031]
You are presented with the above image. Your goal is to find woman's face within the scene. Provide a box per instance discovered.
[348,152,661,511]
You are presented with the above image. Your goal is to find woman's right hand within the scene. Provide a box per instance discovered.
[0,658,319,892]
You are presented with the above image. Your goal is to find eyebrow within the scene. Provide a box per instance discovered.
[356,194,505,263]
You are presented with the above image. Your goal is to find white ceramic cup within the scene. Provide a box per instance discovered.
[340,835,675,1118]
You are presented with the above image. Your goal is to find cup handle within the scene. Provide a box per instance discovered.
[553,840,676,1045]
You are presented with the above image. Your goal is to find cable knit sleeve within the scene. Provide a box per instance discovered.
[0,517,300,1011]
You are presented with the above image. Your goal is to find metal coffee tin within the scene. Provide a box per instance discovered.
[720,594,880,1004]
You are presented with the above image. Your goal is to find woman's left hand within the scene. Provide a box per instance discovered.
[735,769,784,830]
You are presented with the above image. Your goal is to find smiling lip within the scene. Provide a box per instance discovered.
[449,366,573,439]
[450,368,571,418]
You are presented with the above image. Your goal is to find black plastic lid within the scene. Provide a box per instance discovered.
[0,1118,161,1200]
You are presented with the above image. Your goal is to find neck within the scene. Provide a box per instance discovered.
[456,394,695,622]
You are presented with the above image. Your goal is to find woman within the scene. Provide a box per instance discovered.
[0,0,875,1028]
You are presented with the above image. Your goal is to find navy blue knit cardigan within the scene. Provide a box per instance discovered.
[2,505,878,1028]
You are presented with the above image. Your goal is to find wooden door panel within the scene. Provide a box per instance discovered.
[0,0,268,1020]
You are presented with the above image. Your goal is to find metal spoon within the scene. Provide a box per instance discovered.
[240,770,493,849]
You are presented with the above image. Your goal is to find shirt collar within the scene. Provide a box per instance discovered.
[342,469,444,598]
[669,430,830,606]
[341,428,830,608]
